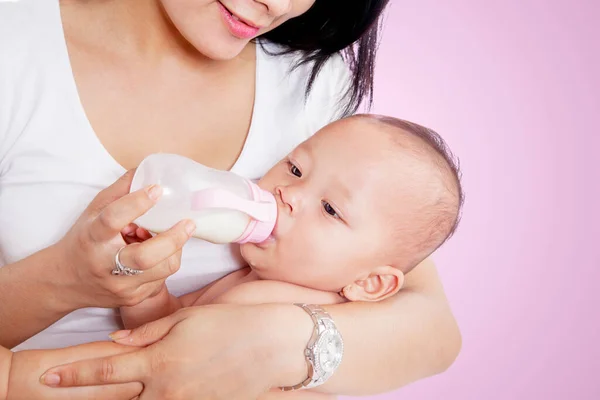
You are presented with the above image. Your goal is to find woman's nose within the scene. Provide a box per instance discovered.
[254,0,292,17]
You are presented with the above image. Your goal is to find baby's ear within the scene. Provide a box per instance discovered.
[341,266,404,302]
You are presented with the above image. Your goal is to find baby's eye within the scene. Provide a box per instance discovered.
[289,163,302,177]
[322,201,339,218]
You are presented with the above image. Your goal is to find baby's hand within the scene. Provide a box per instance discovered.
[120,283,181,329]
[149,282,169,298]
[121,222,154,244]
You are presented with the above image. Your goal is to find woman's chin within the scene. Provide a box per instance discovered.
[186,34,250,61]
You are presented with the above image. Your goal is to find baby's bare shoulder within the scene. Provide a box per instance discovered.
[211,279,345,306]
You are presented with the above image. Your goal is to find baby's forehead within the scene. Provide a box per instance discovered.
[323,116,426,153]
[314,117,405,158]
[324,119,445,209]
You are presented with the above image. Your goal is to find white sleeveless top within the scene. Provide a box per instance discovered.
[0,0,350,350]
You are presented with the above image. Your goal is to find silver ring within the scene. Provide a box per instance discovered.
[111,246,143,276]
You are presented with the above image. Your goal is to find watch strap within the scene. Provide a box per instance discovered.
[280,304,341,391]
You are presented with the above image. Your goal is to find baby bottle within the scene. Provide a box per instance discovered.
[129,153,277,244]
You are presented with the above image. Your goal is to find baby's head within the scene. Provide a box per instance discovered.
[241,115,463,301]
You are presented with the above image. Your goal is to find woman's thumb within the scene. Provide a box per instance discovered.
[109,311,187,346]
[88,169,136,215]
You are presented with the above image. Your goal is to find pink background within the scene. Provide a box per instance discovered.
[344,0,600,399]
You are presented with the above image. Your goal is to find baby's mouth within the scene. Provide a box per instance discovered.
[254,234,275,249]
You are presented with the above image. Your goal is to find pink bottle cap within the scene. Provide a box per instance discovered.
[235,181,277,244]
[190,180,277,244]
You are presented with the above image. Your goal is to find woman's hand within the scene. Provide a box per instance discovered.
[39,305,313,400]
[0,169,196,348]
[7,342,143,400]
[38,260,460,398]
[53,169,196,309]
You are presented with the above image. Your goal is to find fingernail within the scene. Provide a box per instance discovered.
[109,329,131,340]
[147,185,163,201]
[40,373,61,386]
[184,220,196,236]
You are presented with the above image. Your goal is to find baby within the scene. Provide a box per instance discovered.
[120,114,464,330]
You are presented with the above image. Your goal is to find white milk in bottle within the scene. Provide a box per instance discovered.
[130,153,276,244]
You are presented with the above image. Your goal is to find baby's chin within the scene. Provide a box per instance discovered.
[240,240,290,280]
[239,241,270,269]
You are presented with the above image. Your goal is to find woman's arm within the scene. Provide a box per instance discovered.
[0,170,194,348]
[317,258,461,395]
[260,391,336,400]
[0,246,77,349]
[41,258,461,398]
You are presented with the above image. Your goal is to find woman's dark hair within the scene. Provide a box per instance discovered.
[261,1,390,116]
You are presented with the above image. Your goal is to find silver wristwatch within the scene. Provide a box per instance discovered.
[280,304,344,391]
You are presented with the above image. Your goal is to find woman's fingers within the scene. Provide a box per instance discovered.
[9,342,143,400]
[47,341,140,362]
[40,383,143,400]
[89,184,163,243]
[40,313,190,389]
[87,170,136,214]
[116,219,195,277]
[41,351,150,388]
[110,310,190,347]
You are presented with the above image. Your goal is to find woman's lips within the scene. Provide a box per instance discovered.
[217,2,260,39]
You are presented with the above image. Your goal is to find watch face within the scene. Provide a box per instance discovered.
[315,329,344,374]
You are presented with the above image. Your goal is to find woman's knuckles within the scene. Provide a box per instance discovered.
[148,349,169,374]
[97,208,123,232]
[56,366,84,387]
[165,256,180,275]
[122,296,142,308]
[162,226,190,250]
[99,358,118,384]
[111,283,136,301]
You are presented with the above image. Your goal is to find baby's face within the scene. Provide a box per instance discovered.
[240,118,427,291]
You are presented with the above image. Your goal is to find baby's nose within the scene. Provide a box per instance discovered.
[276,185,302,215]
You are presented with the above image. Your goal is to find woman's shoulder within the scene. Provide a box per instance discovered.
[0,0,63,79]
[256,40,351,131]
[0,0,59,45]
[0,0,64,160]
[257,41,350,102]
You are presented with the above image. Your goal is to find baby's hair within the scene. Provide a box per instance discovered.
[359,114,465,272]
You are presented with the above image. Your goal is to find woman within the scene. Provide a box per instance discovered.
[0,0,461,399]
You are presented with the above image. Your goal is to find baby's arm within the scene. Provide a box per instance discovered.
[121,273,343,399]
[203,280,344,400]
[120,285,182,329]
[120,268,253,329]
